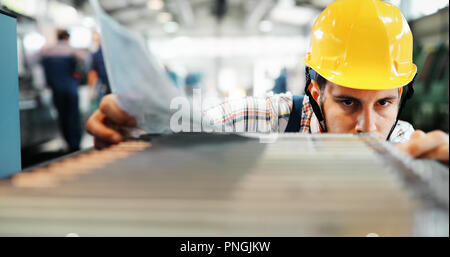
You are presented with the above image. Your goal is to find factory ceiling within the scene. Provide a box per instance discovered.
[72,0,331,37]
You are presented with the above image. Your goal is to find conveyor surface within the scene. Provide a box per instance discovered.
[0,133,448,236]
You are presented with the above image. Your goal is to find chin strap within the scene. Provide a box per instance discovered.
[386,75,416,141]
[304,67,327,132]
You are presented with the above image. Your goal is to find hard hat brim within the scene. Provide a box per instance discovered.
[304,58,417,90]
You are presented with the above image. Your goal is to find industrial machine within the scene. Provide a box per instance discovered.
[14,10,60,150]
[0,133,448,236]
[0,9,21,178]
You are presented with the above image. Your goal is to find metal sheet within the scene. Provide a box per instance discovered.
[0,133,448,236]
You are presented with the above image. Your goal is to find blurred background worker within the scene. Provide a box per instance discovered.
[88,30,110,111]
[40,29,88,152]
[272,68,288,94]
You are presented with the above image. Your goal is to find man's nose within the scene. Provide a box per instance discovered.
[355,108,377,134]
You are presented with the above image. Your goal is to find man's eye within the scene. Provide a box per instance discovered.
[341,99,354,106]
[378,99,390,106]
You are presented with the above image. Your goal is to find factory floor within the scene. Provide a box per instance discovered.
[21,132,94,169]
[21,87,95,169]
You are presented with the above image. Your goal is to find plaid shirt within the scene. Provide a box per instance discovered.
[204,92,414,143]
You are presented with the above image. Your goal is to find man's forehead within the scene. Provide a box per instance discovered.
[325,82,399,98]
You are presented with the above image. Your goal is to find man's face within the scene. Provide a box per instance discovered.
[317,82,401,139]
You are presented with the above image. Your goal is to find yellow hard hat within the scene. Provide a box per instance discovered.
[304,0,417,90]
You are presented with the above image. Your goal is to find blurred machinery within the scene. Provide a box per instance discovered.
[0,133,448,236]
[1,6,94,168]
[399,42,449,133]
[13,10,60,149]
[0,9,21,178]
[400,7,449,133]
[404,43,449,133]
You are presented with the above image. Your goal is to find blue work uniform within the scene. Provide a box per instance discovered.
[91,47,111,95]
[41,42,83,152]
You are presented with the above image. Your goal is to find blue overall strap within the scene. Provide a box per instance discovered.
[285,95,304,132]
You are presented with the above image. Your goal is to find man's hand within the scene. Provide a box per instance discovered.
[395,130,449,164]
[86,94,137,149]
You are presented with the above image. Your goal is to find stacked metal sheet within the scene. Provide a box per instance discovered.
[0,133,448,236]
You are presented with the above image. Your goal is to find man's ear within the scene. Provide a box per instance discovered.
[309,80,321,102]
[398,87,403,100]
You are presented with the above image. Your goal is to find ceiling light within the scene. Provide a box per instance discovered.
[69,27,92,49]
[270,6,319,26]
[147,0,164,10]
[82,17,96,28]
[23,32,46,53]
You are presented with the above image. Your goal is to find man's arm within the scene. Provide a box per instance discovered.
[203,93,294,133]
[85,94,448,164]
[86,93,295,148]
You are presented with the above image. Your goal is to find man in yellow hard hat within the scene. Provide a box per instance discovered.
[85,0,449,162]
